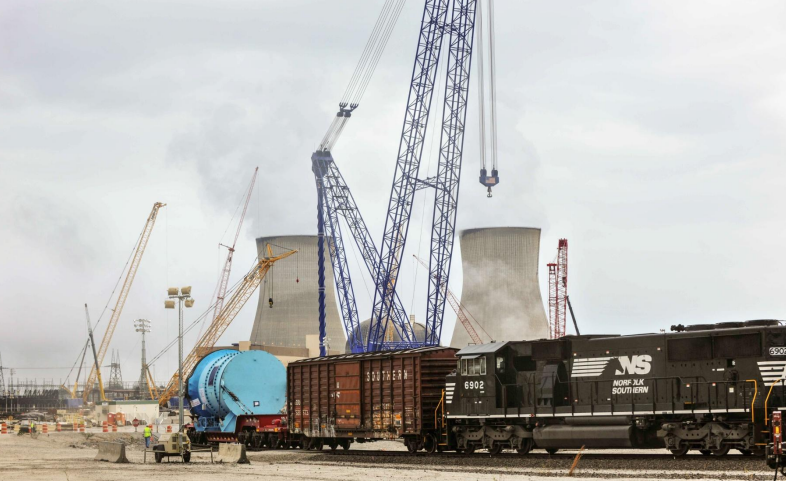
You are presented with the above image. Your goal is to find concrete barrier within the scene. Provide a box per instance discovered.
[94,442,129,463]
[216,443,250,464]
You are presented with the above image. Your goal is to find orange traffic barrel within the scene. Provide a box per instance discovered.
[111,424,117,432]
[56,423,62,432]
[102,421,108,433]
[42,424,48,434]
[166,425,172,433]
[1,423,7,434]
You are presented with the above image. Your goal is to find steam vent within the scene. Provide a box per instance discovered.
[250,235,345,350]
[450,227,549,347]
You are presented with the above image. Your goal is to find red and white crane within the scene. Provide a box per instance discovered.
[547,238,580,339]
[211,167,258,324]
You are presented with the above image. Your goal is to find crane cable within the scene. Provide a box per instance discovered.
[477,0,498,173]
[488,0,498,172]
[320,0,407,151]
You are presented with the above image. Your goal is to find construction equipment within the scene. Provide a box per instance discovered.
[84,304,106,402]
[413,255,489,345]
[476,0,500,196]
[144,365,159,400]
[157,245,296,407]
[83,202,165,402]
[547,238,579,339]
[152,432,191,463]
[211,168,258,326]
[314,0,484,353]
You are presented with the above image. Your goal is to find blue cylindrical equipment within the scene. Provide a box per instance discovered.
[186,349,286,432]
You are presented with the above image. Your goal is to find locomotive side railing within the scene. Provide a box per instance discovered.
[491,375,760,420]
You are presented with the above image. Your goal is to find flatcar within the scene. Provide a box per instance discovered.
[445,320,785,456]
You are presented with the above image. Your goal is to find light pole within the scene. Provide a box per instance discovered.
[165,286,194,454]
[134,319,151,398]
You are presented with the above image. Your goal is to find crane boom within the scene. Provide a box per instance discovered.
[158,245,297,406]
[212,168,258,324]
[413,255,484,345]
[368,0,452,351]
[84,304,106,402]
[83,202,165,402]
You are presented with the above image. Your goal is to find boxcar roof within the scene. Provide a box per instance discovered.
[456,342,509,356]
[289,346,455,364]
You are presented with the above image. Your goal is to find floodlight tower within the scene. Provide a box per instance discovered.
[134,319,151,398]
[165,286,194,454]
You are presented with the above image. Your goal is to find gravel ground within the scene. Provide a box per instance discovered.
[0,429,775,480]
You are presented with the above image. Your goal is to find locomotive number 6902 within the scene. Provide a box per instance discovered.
[464,381,484,390]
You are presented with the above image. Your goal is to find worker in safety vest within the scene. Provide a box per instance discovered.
[144,425,152,448]
[29,420,35,434]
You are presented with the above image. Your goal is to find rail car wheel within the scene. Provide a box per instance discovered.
[711,445,730,456]
[329,441,338,452]
[488,443,503,455]
[314,439,324,451]
[546,448,559,455]
[406,440,418,454]
[423,434,437,454]
[340,439,351,450]
[699,449,711,456]
[669,445,689,457]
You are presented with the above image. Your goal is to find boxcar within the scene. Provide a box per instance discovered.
[287,347,457,451]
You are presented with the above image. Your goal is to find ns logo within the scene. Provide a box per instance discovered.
[615,355,652,375]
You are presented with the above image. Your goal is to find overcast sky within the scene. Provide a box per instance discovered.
[1,1,784,385]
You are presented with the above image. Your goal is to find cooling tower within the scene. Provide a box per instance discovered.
[250,235,345,350]
[450,227,549,348]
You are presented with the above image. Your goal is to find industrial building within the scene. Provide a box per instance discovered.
[450,227,549,348]
[250,235,345,355]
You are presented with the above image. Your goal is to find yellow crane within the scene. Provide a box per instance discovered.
[83,202,166,402]
[158,244,297,407]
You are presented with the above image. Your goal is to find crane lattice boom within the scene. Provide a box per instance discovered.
[83,202,165,402]
[547,238,568,339]
[158,245,297,406]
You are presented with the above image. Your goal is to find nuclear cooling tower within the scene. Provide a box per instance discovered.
[250,235,345,350]
[450,227,549,348]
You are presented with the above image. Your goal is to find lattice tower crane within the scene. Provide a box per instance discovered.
[83,202,165,402]
[210,168,258,326]
[157,245,297,407]
[548,239,568,339]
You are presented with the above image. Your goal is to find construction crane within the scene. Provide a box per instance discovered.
[158,244,297,407]
[413,255,489,345]
[314,0,484,353]
[476,0,500,197]
[547,238,573,339]
[211,168,258,326]
[369,0,479,351]
[83,202,165,402]
[84,304,107,402]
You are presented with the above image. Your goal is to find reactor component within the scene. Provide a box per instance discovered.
[186,349,286,434]
[250,235,345,351]
[450,227,549,348]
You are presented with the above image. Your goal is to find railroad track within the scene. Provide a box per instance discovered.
[322,450,761,461]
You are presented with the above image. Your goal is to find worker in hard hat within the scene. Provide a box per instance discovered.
[29,420,35,435]
[144,425,152,448]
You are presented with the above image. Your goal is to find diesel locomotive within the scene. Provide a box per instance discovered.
[446,320,785,455]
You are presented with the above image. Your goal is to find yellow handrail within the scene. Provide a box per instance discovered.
[434,389,445,430]
[746,379,758,423]
[764,379,784,425]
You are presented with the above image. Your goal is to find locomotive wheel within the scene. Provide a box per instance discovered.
[517,439,533,455]
[423,434,437,454]
[463,444,476,455]
[669,445,689,457]
[699,449,711,456]
[711,445,730,456]
[546,448,559,455]
[738,449,753,456]
[488,443,503,455]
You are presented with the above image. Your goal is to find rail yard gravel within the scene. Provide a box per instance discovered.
[0,430,773,480]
